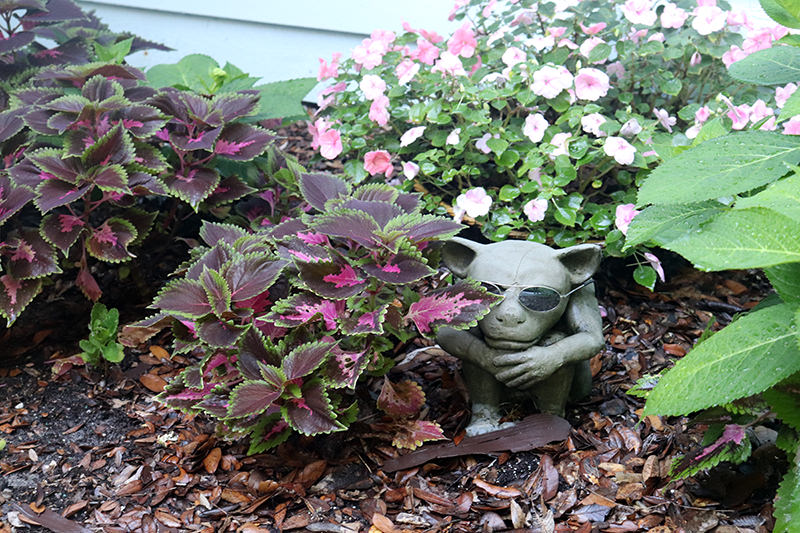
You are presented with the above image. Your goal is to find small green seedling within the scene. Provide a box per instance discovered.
[79,303,125,366]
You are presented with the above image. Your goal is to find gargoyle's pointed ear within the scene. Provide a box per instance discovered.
[553,244,602,285]
[441,237,484,277]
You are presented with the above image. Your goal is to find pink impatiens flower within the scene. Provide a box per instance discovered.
[727,103,750,130]
[644,252,665,282]
[606,61,626,78]
[532,64,573,99]
[447,22,478,58]
[574,68,610,101]
[695,106,711,124]
[615,203,640,235]
[776,83,798,108]
[580,22,607,34]
[523,113,549,143]
[476,132,499,154]
[352,38,387,69]
[364,150,394,177]
[604,136,636,165]
[318,128,343,160]
[317,52,341,81]
[783,116,800,135]
[722,45,747,67]
[400,126,426,147]
[660,2,688,28]
[431,51,467,76]
[692,5,726,35]
[368,95,390,126]
[549,132,572,158]
[523,198,548,222]
[579,37,606,62]
[581,113,607,136]
[359,74,386,100]
[413,38,440,65]
[622,0,657,26]
[501,46,526,68]
[446,128,461,145]
[402,161,419,180]
[396,59,420,84]
[454,187,492,221]
[654,108,677,132]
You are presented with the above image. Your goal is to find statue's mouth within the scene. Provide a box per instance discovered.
[483,335,538,350]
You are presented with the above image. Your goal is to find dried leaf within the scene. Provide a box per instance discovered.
[154,510,181,528]
[509,499,527,529]
[371,513,397,533]
[149,345,170,360]
[203,447,221,474]
[139,373,167,392]
[642,455,659,483]
[540,454,560,501]
[473,478,523,498]
[62,500,87,518]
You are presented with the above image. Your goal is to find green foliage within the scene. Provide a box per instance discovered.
[728,45,800,85]
[775,461,800,533]
[79,303,125,366]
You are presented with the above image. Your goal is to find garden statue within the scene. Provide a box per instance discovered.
[437,237,604,435]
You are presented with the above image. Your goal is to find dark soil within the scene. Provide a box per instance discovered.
[0,121,781,533]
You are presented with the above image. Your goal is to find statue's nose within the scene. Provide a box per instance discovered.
[493,298,526,325]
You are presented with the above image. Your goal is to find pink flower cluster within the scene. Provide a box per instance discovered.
[308,118,342,160]
[722,25,788,67]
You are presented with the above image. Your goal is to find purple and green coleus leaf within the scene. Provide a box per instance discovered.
[281,339,336,381]
[282,236,333,264]
[227,371,285,418]
[85,217,137,263]
[81,123,135,168]
[214,123,273,161]
[200,266,231,318]
[350,183,399,204]
[223,253,287,303]
[325,344,369,389]
[198,221,249,248]
[0,109,26,143]
[281,380,344,436]
[0,174,36,226]
[405,280,502,336]
[389,420,446,450]
[152,278,212,318]
[159,165,219,209]
[6,228,61,279]
[195,315,249,347]
[204,175,257,206]
[246,413,292,454]
[307,208,380,248]
[75,263,101,301]
[130,142,168,174]
[34,179,91,213]
[39,212,85,255]
[362,254,434,284]
[0,31,35,55]
[383,213,463,243]
[266,293,342,331]
[377,379,426,418]
[299,172,350,212]
[295,259,366,299]
[340,305,387,335]
[237,327,282,379]
[0,274,42,326]
[185,244,234,281]
[117,208,156,247]
[170,126,221,152]
[212,92,260,122]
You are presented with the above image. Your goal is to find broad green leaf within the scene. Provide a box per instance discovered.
[644,303,800,416]
[736,172,800,220]
[665,208,800,270]
[637,132,800,206]
[764,381,800,432]
[774,461,800,533]
[728,45,800,85]
[780,90,800,121]
[252,77,317,121]
[624,201,725,249]
[760,0,800,29]
[633,265,657,290]
[766,263,800,303]
[147,54,219,92]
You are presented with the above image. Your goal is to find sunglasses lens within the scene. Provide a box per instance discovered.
[481,282,504,294]
[519,287,561,311]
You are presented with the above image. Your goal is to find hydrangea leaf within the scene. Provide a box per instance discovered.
[282,381,343,436]
[0,275,41,327]
[282,340,336,381]
[378,379,426,417]
[299,172,350,211]
[765,262,800,303]
[406,280,501,335]
[644,303,800,416]
[624,202,725,249]
[735,172,800,220]
[228,380,283,418]
[85,217,137,263]
[40,213,86,255]
[152,278,212,318]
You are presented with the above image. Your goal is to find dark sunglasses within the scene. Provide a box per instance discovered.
[478,278,594,312]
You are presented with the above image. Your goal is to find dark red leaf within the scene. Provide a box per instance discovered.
[299,172,350,211]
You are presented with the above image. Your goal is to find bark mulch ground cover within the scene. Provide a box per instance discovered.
[0,123,783,533]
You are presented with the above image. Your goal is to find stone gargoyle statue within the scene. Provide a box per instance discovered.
[436,237,604,435]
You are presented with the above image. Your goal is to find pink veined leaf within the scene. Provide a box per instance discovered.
[214,138,255,155]
[205,352,235,376]
[120,119,144,129]
[392,420,446,450]
[291,397,313,413]
[407,291,484,333]
[296,231,328,245]
[187,131,205,144]
[280,300,340,330]
[329,347,367,388]
[166,383,217,401]
[59,214,84,233]
[323,264,365,288]
[155,128,170,141]
[381,263,402,273]
[10,240,35,263]
[1,274,22,305]
[378,379,426,417]
[93,222,118,247]
[695,424,746,461]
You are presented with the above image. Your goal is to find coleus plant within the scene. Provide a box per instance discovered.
[0,66,276,325]
[123,172,500,453]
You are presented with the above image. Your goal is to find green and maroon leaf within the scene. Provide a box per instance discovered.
[309,208,379,248]
[170,126,221,152]
[130,142,168,174]
[326,345,369,389]
[45,93,90,113]
[362,254,434,284]
[352,183,399,204]
[75,264,101,301]
[152,278,212,318]
[237,328,281,379]
[85,217,137,262]
[8,158,44,189]
[47,112,78,134]
[297,260,366,299]
[224,253,287,302]
[40,212,85,254]
[339,199,403,227]
[128,171,166,195]
[0,31,34,55]
[81,75,123,102]
[282,339,336,380]
[283,381,342,436]
[215,123,273,161]
[266,294,341,330]
[283,236,333,264]
[406,280,501,335]
[7,228,61,279]
[391,420,446,450]
[299,172,350,211]
[118,208,157,246]
[396,192,421,213]
[205,175,257,206]
[196,315,248,347]
[213,92,260,121]
[91,164,129,194]
[247,415,292,454]
[340,305,387,335]
[28,147,82,184]
[186,244,233,281]
[228,380,282,418]
[200,267,231,318]
[377,379,426,417]
[270,218,308,239]
[0,174,36,226]
[195,391,231,418]
[82,124,134,167]
[118,105,165,138]
[0,109,25,143]
[199,221,249,247]
[23,109,59,135]
[160,166,220,208]
[384,213,463,242]
[34,180,91,213]
[0,274,41,326]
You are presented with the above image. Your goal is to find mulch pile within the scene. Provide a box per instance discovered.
[0,121,781,533]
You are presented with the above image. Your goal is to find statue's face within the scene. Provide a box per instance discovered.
[465,242,572,350]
